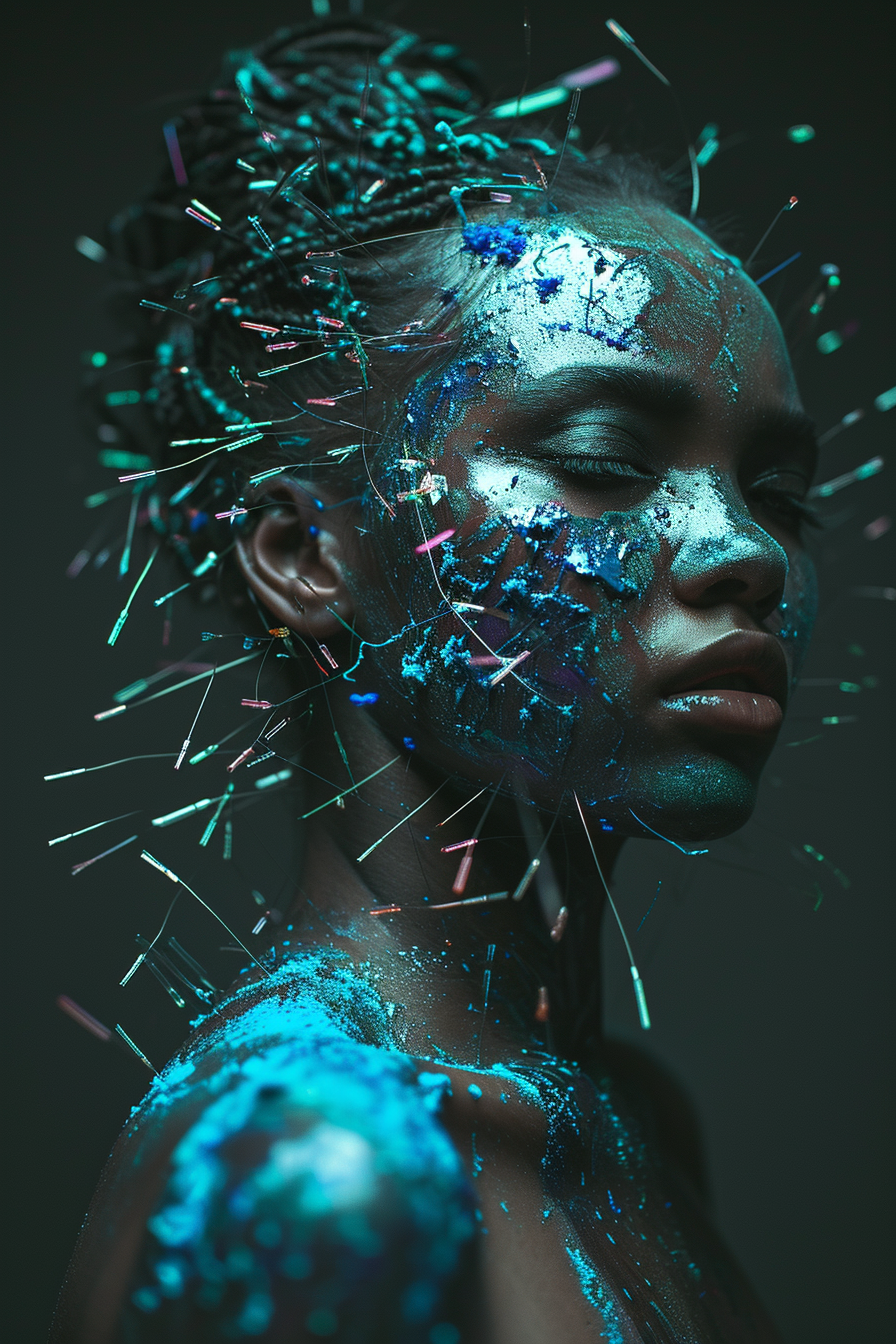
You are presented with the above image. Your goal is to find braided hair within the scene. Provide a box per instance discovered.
[88,16,682,611]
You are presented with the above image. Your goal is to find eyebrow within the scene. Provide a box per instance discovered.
[501,363,818,449]
[506,365,701,424]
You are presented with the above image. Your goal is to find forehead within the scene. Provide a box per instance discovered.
[455,206,800,409]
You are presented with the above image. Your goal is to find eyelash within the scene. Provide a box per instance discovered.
[553,453,654,482]
[541,446,822,530]
[749,484,822,530]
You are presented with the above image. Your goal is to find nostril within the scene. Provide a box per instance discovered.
[670,521,790,619]
[698,576,785,622]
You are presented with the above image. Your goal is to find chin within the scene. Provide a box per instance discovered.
[617,751,763,843]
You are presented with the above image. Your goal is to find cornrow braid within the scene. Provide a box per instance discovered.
[85,16,682,607]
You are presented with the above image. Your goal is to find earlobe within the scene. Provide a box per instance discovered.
[234,481,355,638]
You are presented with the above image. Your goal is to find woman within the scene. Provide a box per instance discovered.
[53,17,818,1341]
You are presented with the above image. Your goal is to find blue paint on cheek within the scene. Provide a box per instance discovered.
[402,642,434,685]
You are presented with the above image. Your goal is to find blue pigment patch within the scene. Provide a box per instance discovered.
[126,952,476,1339]
[461,220,527,267]
[401,640,434,685]
[565,1244,625,1344]
[534,275,563,301]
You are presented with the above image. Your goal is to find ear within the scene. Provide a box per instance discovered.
[235,479,355,638]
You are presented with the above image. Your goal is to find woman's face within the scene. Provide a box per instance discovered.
[347,203,818,842]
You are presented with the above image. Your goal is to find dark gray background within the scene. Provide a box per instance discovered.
[4,1,894,1339]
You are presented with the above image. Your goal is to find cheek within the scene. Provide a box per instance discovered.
[378,462,664,734]
[777,550,817,678]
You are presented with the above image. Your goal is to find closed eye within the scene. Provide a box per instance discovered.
[748,470,821,531]
[552,454,656,481]
[534,423,657,484]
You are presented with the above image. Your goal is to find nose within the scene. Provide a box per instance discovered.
[669,483,789,623]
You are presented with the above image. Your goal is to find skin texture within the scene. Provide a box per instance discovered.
[53,204,816,1343]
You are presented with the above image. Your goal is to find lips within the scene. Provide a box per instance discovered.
[657,631,789,737]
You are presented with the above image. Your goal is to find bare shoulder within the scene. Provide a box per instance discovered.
[52,957,477,1343]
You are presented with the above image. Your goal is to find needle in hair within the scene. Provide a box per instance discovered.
[117,486,143,578]
[437,784,489,828]
[755,250,802,287]
[119,432,265,482]
[815,408,864,447]
[605,18,699,217]
[306,227,458,260]
[49,810,141,846]
[512,798,562,903]
[574,792,650,1030]
[114,1025,159,1075]
[56,995,112,1043]
[153,581,190,607]
[549,87,581,191]
[150,794,226,828]
[637,880,663,932]
[368,890,510,916]
[451,779,503,894]
[174,669,216,769]
[477,942,497,1064]
[142,952,187,1008]
[300,755,401,819]
[199,784,235,847]
[133,935,212,1006]
[356,780,449,863]
[71,834,139,876]
[605,19,669,85]
[745,196,799,270]
[809,455,883,498]
[93,652,261,720]
[512,783,563,925]
[430,891,509,910]
[45,753,179,780]
[139,850,272,978]
[107,545,160,646]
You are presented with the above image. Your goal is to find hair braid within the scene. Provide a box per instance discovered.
[85,15,681,602]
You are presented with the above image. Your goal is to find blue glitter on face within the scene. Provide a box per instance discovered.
[461,220,527,266]
[344,206,817,842]
[534,275,563,301]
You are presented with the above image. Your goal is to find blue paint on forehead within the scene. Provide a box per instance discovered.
[461,220,527,266]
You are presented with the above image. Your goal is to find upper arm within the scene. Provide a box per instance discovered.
[54,1003,477,1343]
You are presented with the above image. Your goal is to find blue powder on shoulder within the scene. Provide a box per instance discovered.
[565,1245,625,1344]
[461,221,527,267]
[128,952,477,1338]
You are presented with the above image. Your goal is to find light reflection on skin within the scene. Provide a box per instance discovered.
[346,205,818,843]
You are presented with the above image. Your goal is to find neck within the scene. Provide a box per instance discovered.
[276,705,623,1070]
